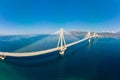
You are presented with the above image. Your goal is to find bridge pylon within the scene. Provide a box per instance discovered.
[87,32,91,44]
[57,28,67,55]
[93,33,97,38]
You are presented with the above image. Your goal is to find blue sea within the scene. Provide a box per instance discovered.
[0,35,120,80]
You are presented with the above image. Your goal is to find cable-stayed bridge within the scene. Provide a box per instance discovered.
[0,28,98,60]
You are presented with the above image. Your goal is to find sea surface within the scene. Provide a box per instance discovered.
[0,35,120,80]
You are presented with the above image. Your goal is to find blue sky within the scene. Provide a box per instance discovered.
[0,0,120,34]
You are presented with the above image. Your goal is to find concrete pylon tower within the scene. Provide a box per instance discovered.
[87,32,91,44]
[57,28,67,55]
[93,33,96,38]
[87,32,91,38]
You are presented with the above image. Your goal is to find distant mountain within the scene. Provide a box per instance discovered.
[116,31,120,34]
[69,31,120,38]
[69,31,88,36]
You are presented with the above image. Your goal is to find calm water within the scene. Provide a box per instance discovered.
[0,36,120,80]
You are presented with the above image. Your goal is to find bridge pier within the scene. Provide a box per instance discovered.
[59,46,67,56]
[0,52,6,60]
[88,38,90,44]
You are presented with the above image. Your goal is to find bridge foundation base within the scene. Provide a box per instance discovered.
[59,51,64,56]
[0,52,6,60]
[58,47,66,56]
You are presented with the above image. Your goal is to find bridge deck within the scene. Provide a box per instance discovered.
[0,36,93,57]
